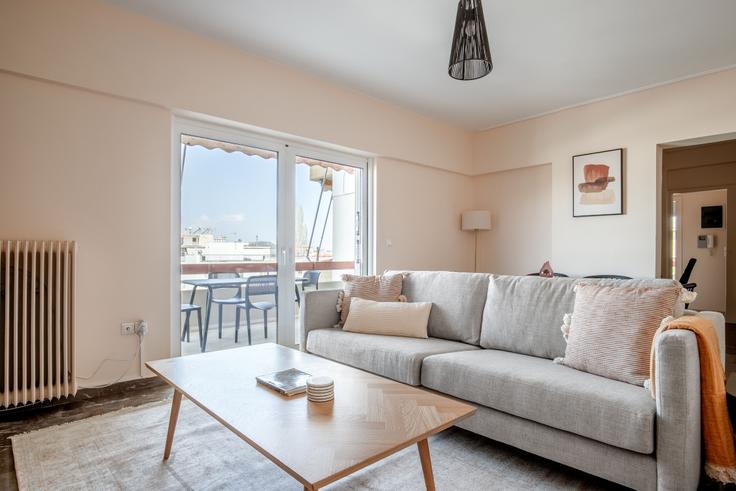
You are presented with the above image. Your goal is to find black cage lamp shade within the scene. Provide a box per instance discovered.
[448,0,493,80]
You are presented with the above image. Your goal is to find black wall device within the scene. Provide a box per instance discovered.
[701,205,723,228]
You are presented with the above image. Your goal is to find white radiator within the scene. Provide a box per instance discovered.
[1,240,77,407]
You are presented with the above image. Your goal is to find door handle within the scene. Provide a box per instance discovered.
[281,248,293,265]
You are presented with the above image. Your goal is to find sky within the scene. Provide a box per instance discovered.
[180,145,334,248]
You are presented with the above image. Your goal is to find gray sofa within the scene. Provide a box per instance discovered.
[300,271,727,490]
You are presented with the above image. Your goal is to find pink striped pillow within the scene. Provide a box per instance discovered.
[555,283,680,386]
[337,273,405,326]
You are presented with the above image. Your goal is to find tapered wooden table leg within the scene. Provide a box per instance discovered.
[164,390,182,460]
[417,438,435,491]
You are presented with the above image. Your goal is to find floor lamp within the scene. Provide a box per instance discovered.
[462,210,491,272]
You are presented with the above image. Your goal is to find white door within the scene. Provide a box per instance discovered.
[173,118,369,355]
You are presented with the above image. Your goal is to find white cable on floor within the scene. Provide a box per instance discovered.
[77,334,143,389]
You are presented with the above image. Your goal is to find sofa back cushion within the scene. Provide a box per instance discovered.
[395,271,489,345]
[555,282,681,385]
[480,275,680,359]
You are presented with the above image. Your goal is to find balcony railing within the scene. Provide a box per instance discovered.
[180,260,355,275]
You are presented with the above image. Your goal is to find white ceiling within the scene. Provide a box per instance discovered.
[104,0,736,130]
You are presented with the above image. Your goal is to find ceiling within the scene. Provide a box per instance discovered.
[104,0,736,130]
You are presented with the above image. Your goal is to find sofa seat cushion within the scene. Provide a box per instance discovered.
[421,349,656,453]
[306,328,479,386]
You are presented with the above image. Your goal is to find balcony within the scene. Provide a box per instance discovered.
[180,260,352,355]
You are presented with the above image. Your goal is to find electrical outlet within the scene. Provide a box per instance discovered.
[121,322,136,335]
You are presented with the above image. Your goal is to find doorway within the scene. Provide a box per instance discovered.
[670,189,727,312]
[660,138,736,322]
[173,118,370,356]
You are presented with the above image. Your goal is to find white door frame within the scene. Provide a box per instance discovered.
[170,116,372,356]
[671,193,684,279]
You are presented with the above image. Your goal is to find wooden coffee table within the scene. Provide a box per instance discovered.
[146,343,475,490]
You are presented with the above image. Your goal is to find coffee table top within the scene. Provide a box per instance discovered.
[147,343,475,489]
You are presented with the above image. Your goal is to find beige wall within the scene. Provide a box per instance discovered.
[0,0,475,386]
[472,68,736,277]
[0,72,171,384]
[676,190,728,312]
[0,0,470,174]
[375,159,475,273]
[473,165,552,275]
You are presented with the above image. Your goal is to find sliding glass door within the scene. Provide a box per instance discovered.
[293,152,367,344]
[179,133,281,355]
[174,119,369,355]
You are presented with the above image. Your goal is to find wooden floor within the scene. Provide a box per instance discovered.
[0,378,173,490]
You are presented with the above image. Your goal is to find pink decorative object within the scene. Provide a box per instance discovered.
[539,261,554,278]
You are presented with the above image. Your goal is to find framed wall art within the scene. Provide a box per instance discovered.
[572,148,623,217]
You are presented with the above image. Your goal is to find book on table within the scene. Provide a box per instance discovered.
[256,368,311,396]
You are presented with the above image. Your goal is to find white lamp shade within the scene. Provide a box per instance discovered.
[461,210,491,231]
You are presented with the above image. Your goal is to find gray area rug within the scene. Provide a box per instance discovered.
[12,400,616,490]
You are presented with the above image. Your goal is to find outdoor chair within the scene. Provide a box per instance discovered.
[207,272,246,341]
[180,303,202,346]
[301,270,321,291]
[235,274,278,345]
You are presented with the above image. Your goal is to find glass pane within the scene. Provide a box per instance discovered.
[294,156,362,342]
[180,135,278,355]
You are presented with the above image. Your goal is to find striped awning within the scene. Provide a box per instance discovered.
[181,134,355,174]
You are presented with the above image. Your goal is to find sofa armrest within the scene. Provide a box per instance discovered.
[684,310,726,367]
[299,289,341,350]
[655,329,701,490]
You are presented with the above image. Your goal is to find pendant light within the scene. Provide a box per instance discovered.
[448,0,493,80]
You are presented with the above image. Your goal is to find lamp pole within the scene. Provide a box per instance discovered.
[474,229,479,272]
[461,210,490,273]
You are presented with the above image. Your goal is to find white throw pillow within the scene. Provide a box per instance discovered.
[342,298,432,339]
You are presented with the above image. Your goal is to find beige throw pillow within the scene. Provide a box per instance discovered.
[556,283,681,386]
[343,298,431,338]
[337,273,405,325]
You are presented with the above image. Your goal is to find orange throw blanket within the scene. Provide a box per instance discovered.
[650,315,736,484]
